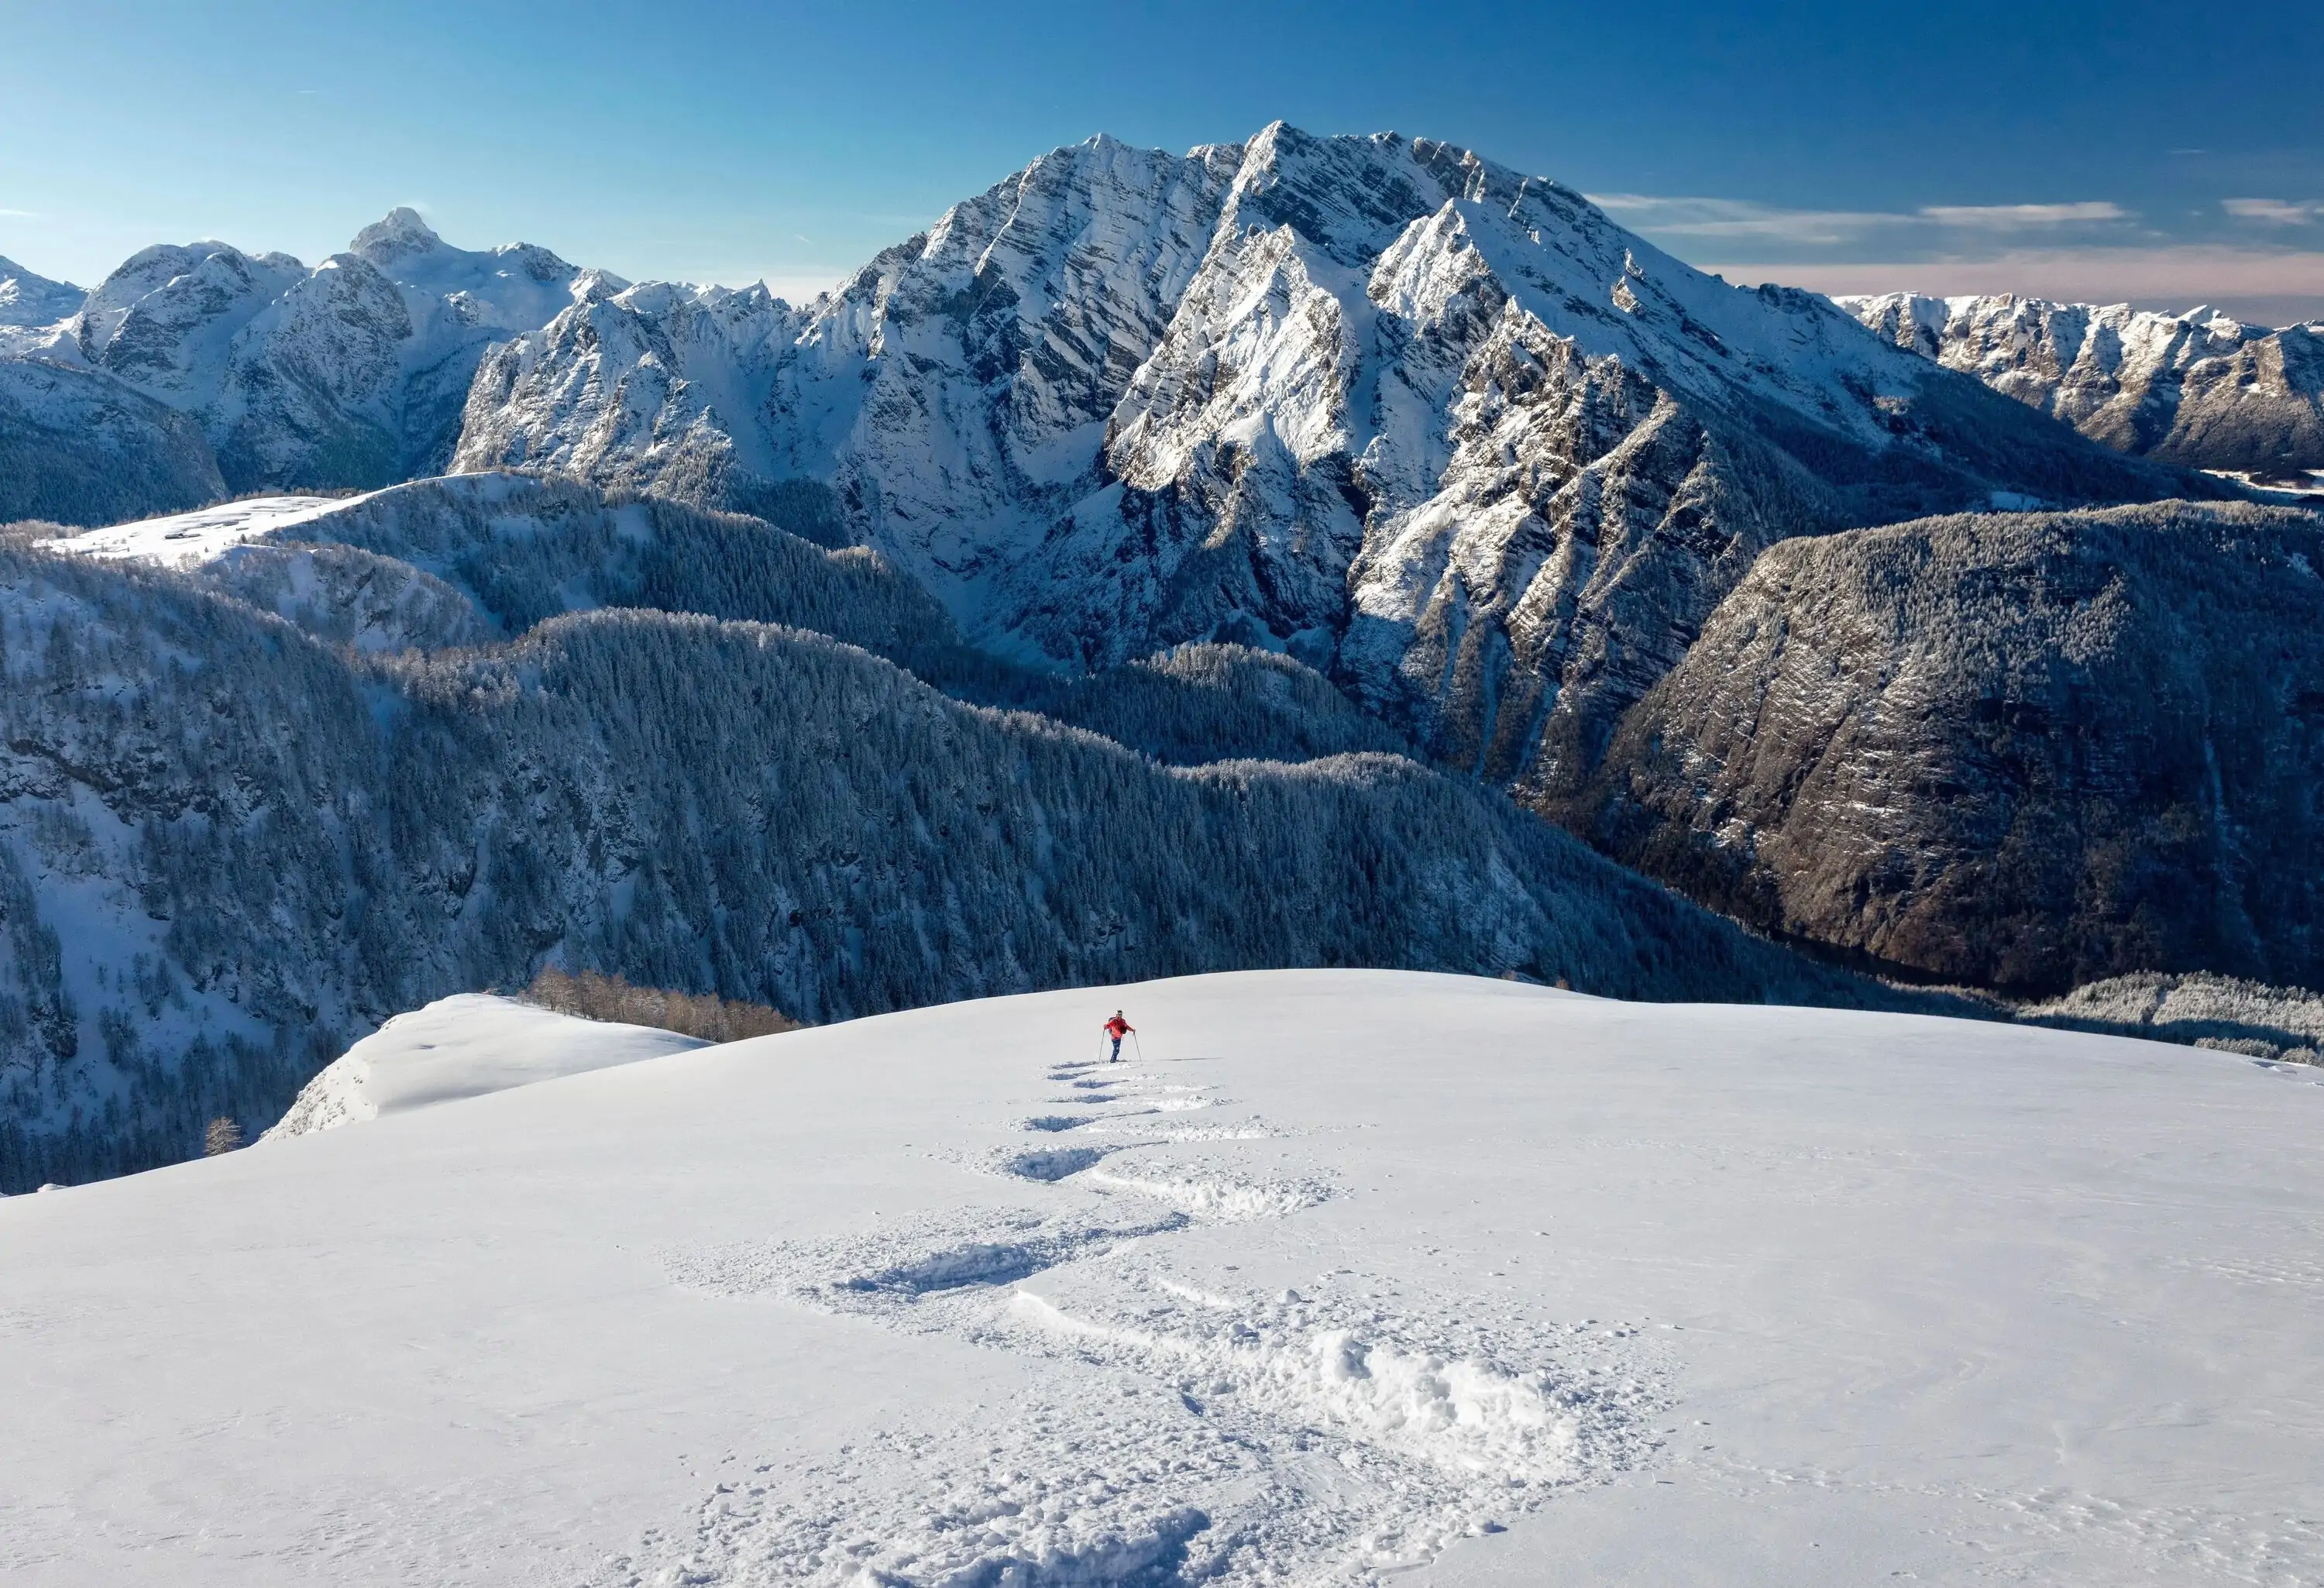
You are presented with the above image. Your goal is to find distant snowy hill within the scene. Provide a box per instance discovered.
[1842,291,2324,475]
[5,970,2320,1584]
[263,992,706,1139]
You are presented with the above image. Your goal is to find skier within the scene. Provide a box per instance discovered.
[1102,1011,1134,1063]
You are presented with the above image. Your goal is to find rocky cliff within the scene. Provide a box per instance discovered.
[1563,500,2324,992]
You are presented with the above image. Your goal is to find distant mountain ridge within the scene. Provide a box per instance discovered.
[0,254,83,332]
[1841,292,2324,476]
[0,209,620,519]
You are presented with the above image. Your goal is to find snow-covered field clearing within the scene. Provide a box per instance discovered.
[3,969,2320,1586]
[53,493,376,565]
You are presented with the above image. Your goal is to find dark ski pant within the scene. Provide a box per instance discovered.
[1110,1037,1122,1061]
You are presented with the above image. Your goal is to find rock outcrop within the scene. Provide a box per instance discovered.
[1563,500,2324,992]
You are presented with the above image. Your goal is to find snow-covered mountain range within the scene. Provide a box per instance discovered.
[0,254,84,338]
[0,208,619,518]
[451,125,2208,806]
[1843,292,2324,477]
[6,125,2322,1188]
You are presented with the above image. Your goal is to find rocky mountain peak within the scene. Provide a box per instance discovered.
[349,205,444,262]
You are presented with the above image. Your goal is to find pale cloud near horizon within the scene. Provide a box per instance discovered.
[1704,246,2324,321]
[1586,194,1909,245]
[1589,193,2135,248]
[1919,201,2128,227]
[2224,198,2324,225]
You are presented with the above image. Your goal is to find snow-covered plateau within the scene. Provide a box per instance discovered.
[3,968,2319,1586]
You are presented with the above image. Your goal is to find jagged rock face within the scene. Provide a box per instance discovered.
[456,125,2209,802]
[1844,293,2324,475]
[1561,501,2324,992]
[43,214,621,495]
[456,135,1241,602]
[0,359,224,526]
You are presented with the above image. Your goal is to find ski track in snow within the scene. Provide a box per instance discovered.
[650,1053,1669,1585]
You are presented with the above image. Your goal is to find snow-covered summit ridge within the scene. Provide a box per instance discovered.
[1841,290,2324,473]
[262,992,706,1140]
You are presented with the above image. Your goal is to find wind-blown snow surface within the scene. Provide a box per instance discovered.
[261,992,704,1139]
[5,970,2319,1586]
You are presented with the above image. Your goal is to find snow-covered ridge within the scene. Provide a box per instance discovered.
[4,488,1901,1191]
[8,970,2321,1584]
[1841,290,2324,473]
[262,992,706,1139]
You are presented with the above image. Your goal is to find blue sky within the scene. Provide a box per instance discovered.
[5,0,2322,318]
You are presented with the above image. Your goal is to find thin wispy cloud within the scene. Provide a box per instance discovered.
[2224,198,2324,225]
[1918,201,2127,227]
[1588,193,2134,248]
[1586,194,1910,246]
[0,208,38,218]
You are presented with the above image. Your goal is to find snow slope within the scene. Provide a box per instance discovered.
[261,992,705,1139]
[3,969,2319,1585]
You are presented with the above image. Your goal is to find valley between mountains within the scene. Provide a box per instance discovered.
[2,122,2322,1185]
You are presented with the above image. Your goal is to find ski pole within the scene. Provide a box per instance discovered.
[1132,1031,1145,1064]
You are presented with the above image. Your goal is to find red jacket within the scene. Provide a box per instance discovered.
[1104,1017,1132,1039]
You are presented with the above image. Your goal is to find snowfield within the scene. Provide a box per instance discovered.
[56,492,376,565]
[3,969,2320,1586]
